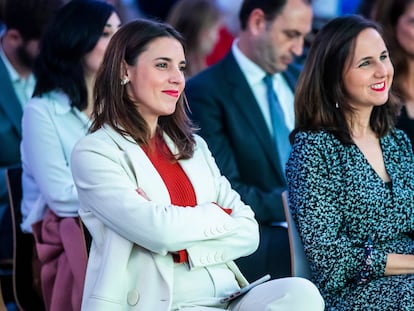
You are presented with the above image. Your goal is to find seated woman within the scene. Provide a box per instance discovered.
[286,14,414,310]
[20,0,120,309]
[70,18,324,311]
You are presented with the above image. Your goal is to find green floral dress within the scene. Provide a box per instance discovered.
[286,129,414,311]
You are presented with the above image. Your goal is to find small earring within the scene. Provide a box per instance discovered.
[120,77,129,86]
[335,102,339,109]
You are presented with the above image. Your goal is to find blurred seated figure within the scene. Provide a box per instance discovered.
[167,0,222,78]
[0,0,62,306]
[185,0,313,281]
[206,0,242,66]
[20,1,120,309]
[373,0,414,151]
[135,0,177,20]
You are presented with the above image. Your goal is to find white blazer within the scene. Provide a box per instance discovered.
[70,125,259,311]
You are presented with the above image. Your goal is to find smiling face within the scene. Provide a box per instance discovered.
[124,36,186,129]
[343,28,394,111]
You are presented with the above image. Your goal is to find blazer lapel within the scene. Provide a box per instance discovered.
[102,126,171,204]
[0,57,23,136]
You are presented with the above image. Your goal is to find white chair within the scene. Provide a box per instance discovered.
[282,191,312,279]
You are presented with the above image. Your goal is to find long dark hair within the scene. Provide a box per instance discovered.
[90,19,196,160]
[33,0,115,111]
[373,0,414,102]
[292,14,400,144]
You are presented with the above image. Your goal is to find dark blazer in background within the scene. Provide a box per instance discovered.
[0,55,24,260]
[185,51,301,281]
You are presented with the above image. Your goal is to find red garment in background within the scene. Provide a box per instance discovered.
[206,26,234,66]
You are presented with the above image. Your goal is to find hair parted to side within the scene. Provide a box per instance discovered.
[91,19,196,160]
[33,0,115,111]
[291,14,400,145]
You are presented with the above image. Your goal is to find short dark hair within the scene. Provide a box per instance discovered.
[91,19,196,160]
[33,0,115,111]
[292,14,400,144]
[3,0,63,40]
[239,0,311,30]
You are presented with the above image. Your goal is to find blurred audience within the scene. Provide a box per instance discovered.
[0,0,61,305]
[373,0,414,150]
[356,0,376,19]
[70,18,324,311]
[135,0,177,20]
[20,0,120,309]
[167,0,222,78]
[185,0,313,281]
[287,14,414,310]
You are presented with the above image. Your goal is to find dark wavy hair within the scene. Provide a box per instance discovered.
[292,14,400,144]
[90,19,196,160]
[32,0,115,111]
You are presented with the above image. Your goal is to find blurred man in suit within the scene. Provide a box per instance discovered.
[186,0,312,281]
[0,0,61,269]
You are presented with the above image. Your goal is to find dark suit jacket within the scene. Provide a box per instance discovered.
[186,51,301,224]
[0,55,24,259]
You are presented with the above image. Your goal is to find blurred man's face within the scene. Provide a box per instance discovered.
[251,0,313,74]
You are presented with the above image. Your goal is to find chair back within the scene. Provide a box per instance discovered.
[6,166,45,311]
[282,191,312,279]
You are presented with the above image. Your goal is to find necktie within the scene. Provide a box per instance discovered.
[263,74,291,173]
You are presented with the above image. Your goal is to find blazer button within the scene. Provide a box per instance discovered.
[127,289,140,306]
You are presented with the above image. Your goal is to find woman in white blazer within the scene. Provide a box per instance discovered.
[70,19,324,311]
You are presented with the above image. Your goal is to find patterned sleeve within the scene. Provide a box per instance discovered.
[285,131,381,294]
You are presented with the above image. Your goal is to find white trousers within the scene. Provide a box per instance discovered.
[180,277,325,311]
